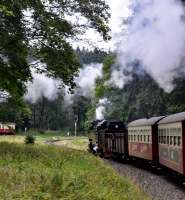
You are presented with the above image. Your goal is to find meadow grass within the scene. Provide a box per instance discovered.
[0,142,149,200]
[54,137,88,151]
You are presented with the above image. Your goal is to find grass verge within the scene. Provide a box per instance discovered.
[0,143,149,200]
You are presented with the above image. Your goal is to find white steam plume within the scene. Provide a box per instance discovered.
[26,63,102,104]
[25,72,59,103]
[76,63,103,97]
[96,98,109,120]
[64,63,103,103]
[113,0,185,92]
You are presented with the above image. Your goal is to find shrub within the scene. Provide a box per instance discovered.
[25,135,35,144]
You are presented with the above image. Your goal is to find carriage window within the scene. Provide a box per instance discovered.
[167,136,169,145]
[160,131,163,143]
[160,135,163,144]
[174,136,177,146]
[158,130,161,143]
[161,134,163,144]
[178,136,181,146]
[163,135,166,144]
[162,135,164,144]
[164,128,166,136]
[170,136,173,145]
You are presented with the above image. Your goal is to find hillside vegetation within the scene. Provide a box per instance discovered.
[0,142,149,200]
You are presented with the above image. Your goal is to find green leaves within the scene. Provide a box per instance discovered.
[0,0,110,98]
[0,4,13,16]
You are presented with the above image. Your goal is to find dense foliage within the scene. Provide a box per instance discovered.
[0,0,110,98]
[89,55,185,124]
[2,50,185,133]
[75,47,108,65]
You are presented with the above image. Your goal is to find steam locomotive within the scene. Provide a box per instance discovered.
[91,111,185,177]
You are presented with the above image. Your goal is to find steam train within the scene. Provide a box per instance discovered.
[91,111,185,177]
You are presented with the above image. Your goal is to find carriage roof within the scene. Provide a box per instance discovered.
[158,111,185,124]
[128,116,165,127]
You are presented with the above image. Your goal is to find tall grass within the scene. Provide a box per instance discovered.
[0,143,149,200]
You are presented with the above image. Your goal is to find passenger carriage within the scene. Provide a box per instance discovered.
[158,112,185,174]
[128,117,164,162]
[0,122,15,135]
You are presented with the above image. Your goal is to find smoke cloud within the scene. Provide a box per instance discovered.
[112,0,185,92]
[25,63,103,104]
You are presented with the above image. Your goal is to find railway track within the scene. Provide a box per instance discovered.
[105,159,185,200]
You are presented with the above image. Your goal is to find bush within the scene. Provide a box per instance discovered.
[24,135,35,144]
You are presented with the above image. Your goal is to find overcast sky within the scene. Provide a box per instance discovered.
[73,0,131,50]
[107,0,131,49]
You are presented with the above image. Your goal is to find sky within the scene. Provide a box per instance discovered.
[105,0,131,49]
[74,0,131,50]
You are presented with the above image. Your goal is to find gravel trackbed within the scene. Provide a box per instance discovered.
[106,160,185,200]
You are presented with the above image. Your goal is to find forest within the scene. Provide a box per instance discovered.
[1,47,185,135]
[1,0,185,135]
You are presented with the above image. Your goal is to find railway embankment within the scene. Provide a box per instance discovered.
[106,159,185,200]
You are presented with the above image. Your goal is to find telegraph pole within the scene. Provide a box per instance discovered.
[74,115,78,137]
